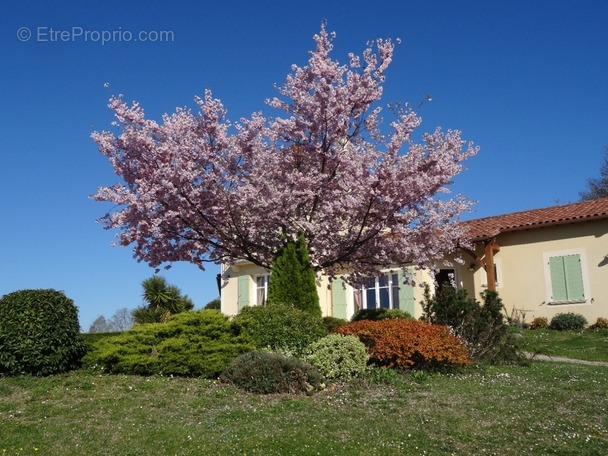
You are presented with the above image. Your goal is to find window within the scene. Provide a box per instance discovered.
[356,273,400,310]
[255,275,269,305]
[544,251,588,304]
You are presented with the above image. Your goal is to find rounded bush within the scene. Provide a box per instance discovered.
[338,319,471,370]
[549,313,588,331]
[84,310,254,377]
[303,334,369,381]
[351,308,413,322]
[221,350,323,394]
[0,289,86,376]
[232,303,327,355]
[530,317,549,330]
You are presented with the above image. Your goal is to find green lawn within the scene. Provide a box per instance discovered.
[517,328,608,362]
[2,362,607,455]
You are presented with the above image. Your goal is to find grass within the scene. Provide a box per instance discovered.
[517,328,608,362]
[1,362,608,455]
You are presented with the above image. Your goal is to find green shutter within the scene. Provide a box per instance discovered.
[549,256,568,302]
[397,269,415,315]
[549,254,585,302]
[332,278,347,319]
[237,275,250,312]
[564,254,585,301]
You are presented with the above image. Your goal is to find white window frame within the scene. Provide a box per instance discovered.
[357,273,400,310]
[543,248,590,305]
[254,274,270,306]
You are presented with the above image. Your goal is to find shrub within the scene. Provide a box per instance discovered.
[267,233,321,317]
[84,310,254,377]
[338,319,471,370]
[549,313,588,331]
[351,308,413,321]
[530,317,549,330]
[322,316,349,333]
[221,350,323,394]
[590,317,608,330]
[0,289,86,376]
[421,285,523,364]
[232,303,327,355]
[303,334,369,381]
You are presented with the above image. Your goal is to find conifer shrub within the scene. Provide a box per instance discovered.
[322,316,349,333]
[549,312,588,331]
[338,319,471,370]
[530,317,549,330]
[267,233,321,317]
[421,286,523,364]
[0,289,86,376]
[232,303,327,355]
[303,334,369,381]
[84,310,254,377]
[351,308,413,321]
[221,350,323,394]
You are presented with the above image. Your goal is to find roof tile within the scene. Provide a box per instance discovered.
[461,197,608,241]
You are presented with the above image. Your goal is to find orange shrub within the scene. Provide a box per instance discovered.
[337,319,471,370]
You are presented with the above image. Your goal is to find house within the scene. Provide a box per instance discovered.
[220,198,608,324]
[454,197,608,325]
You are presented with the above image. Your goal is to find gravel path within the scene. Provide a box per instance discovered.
[524,352,608,367]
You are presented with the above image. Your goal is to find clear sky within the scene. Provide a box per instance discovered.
[1,1,607,331]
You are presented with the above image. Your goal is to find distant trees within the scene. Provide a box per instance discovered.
[88,307,133,333]
[204,297,221,310]
[580,146,608,200]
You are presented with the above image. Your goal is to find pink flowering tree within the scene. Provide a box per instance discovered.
[92,23,477,284]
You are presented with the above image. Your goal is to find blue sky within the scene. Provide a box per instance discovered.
[1,1,607,330]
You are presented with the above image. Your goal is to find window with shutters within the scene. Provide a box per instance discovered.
[544,250,588,304]
[354,273,400,310]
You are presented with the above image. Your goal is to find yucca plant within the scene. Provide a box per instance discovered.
[132,276,194,324]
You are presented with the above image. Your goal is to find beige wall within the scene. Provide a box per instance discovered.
[220,263,433,320]
[462,219,608,325]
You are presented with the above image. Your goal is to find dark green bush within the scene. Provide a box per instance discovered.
[232,303,327,355]
[0,289,86,376]
[221,350,323,394]
[351,308,413,321]
[84,310,254,377]
[421,285,523,364]
[549,313,588,331]
[322,316,349,333]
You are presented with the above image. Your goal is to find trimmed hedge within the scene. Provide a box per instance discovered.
[0,289,86,376]
[232,303,327,355]
[338,319,471,370]
[351,308,413,321]
[84,310,254,377]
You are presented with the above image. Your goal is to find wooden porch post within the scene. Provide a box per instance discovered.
[484,237,500,292]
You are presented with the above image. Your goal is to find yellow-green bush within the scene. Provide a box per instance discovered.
[84,310,254,377]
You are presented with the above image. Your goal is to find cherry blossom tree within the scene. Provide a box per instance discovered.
[92,23,478,284]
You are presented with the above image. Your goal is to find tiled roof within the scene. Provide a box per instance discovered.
[462,198,608,242]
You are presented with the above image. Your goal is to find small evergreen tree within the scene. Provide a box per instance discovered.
[267,233,321,317]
